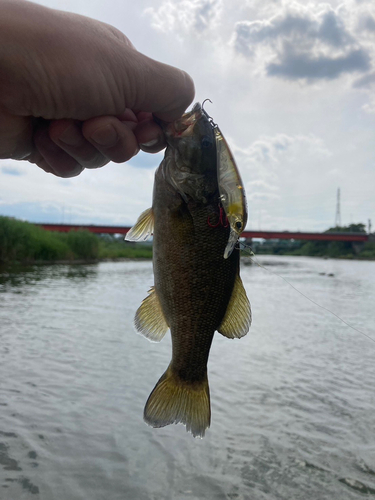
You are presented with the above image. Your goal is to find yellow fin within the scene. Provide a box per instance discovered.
[218,274,251,338]
[135,287,168,342]
[144,365,210,438]
[125,208,154,241]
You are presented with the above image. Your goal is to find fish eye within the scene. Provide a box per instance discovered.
[235,221,242,229]
[201,136,213,149]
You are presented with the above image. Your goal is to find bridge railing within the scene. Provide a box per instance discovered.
[34,224,370,242]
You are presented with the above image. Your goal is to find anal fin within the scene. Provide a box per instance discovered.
[218,274,251,339]
[135,286,168,342]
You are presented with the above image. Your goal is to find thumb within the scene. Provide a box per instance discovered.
[123,50,195,122]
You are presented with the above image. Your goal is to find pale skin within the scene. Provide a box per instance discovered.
[0,0,195,177]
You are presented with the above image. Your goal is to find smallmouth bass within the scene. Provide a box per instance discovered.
[126,103,251,437]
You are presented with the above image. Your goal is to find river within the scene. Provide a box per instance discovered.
[0,256,374,499]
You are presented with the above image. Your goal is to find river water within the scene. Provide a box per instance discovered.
[0,256,374,500]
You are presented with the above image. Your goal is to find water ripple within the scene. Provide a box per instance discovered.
[0,259,374,499]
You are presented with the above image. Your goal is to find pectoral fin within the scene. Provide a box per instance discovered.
[218,274,251,339]
[125,208,154,241]
[135,286,168,342]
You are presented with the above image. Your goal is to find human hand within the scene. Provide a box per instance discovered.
[0,0,194,177]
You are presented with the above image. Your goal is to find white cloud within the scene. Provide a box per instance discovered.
[353,71,375,87]
[233,132,330,174]
[361,95,375,113]
[145,0,223,35]
[267,45,370,80]
[357,12,375,32]
[1,0,374,232]
[232,3,372,81]
[228,132,332,226]
[0,157,157,225]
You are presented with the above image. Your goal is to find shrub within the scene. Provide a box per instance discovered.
[64,230,99,259]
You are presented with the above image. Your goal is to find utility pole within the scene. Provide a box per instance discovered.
[335,188,341,228]
[369,219,372,234]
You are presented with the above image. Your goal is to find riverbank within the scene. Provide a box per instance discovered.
[1,216,374,265]
[251,223,375,260]
[252,240,375,260]
[0,216,152,265]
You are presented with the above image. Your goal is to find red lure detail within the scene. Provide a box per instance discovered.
[207,205,229,228]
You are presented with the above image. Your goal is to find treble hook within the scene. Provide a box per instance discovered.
[202,98,213,110]
[207,205,229,228]
[201,99,217,128]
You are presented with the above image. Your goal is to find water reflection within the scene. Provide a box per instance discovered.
[0,263,98,290]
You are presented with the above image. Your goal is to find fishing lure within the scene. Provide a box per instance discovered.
[202,100,248,258]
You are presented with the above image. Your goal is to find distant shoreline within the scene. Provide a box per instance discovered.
[0,216,152,266]
[248,250,375,261]
[249,223,375,261]
[1,216,374,266]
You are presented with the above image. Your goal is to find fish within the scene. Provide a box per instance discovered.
[125,102,251,437]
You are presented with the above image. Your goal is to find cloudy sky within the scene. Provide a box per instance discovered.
[1,0,374,232]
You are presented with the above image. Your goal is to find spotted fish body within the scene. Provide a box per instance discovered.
[126,103,251,437]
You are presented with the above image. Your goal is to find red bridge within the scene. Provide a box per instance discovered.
[35,224,372,242]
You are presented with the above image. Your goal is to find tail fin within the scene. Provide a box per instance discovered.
[144,365,211,438]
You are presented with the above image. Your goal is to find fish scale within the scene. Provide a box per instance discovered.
[154,195,237,379]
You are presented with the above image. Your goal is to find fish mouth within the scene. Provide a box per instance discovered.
[163,103,203,139]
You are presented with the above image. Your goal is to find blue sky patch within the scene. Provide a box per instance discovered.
[1,166,24,176]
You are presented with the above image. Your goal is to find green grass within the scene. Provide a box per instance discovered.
[360,242,375,259]
[98,236,152,259]
[0,216,152,265]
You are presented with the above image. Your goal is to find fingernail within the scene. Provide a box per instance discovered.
[59,125,81,146]
[90,125,118,147]
[140,139,158,147]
